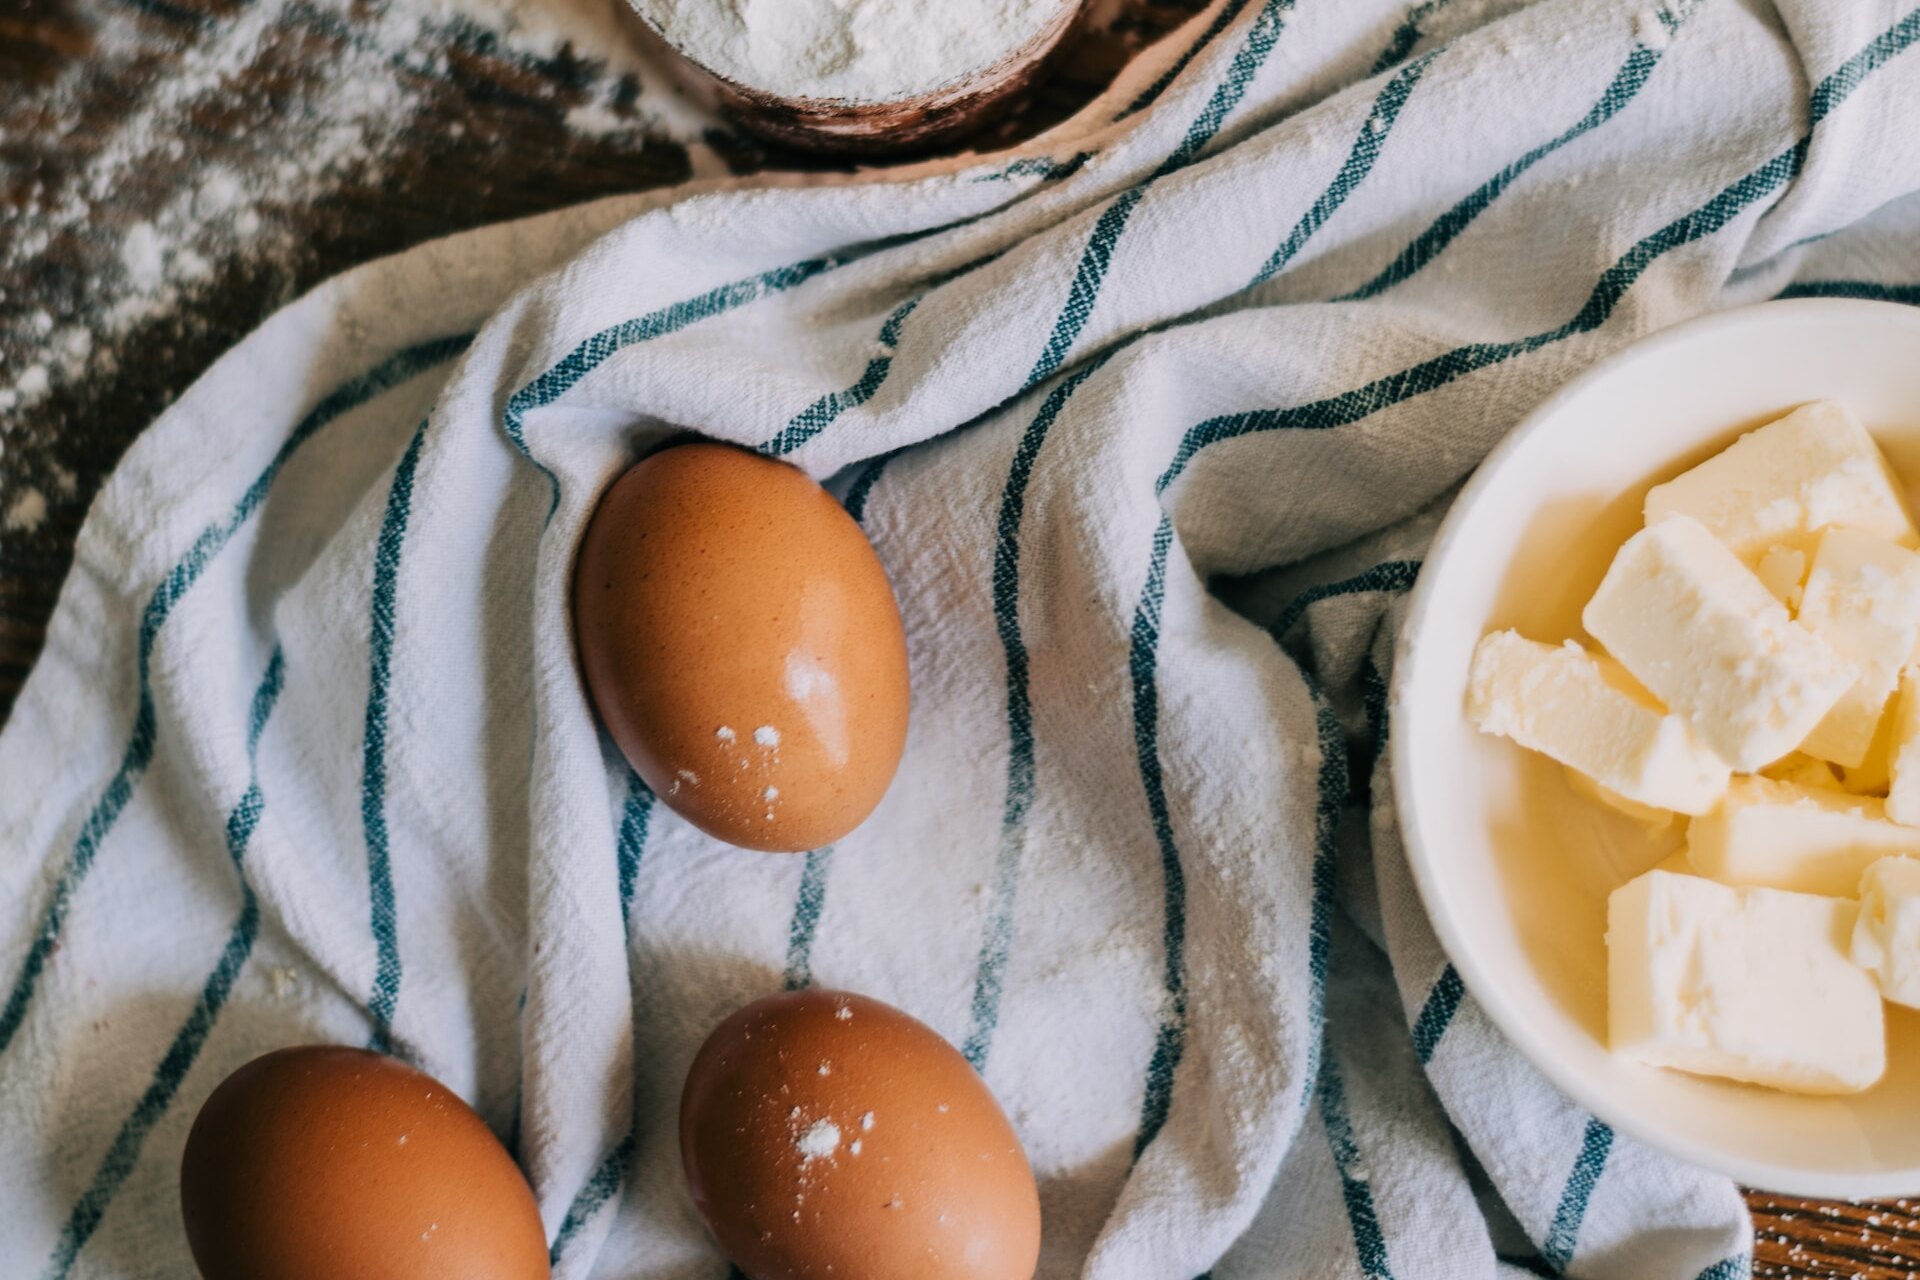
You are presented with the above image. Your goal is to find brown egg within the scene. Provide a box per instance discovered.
[179,1046,548,1280]
[680,990,1041,1280]
[572,442,911,852]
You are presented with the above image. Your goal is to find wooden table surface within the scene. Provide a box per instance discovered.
[2,0,1917,1274]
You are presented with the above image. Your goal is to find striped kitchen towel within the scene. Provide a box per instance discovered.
[7,0,1920,1274]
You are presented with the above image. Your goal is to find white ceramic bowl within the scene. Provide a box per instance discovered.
[1392,297,1920,1198]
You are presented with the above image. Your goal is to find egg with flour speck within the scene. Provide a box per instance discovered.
[680,990,1040,1280]
[572,443,911,852]
[178,1047,547,1280]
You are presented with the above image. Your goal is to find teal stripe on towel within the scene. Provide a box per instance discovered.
[1249,52,1435,289]
[1026,0,1299,390]
[774,462,891,995]
[1270,561,1422,643]
[760,297,922,457]
[504,256,856,514]
[0,335,468,1061]
[757,249,1011,459]
[1410,965,1465,1065]
[548,768,656,1265]
[1270,565,1416,801]
[962,355,1112,1071]
[361,418,431,1054]
[783,847,836,992]
[1370,0,1451,75]
[1117,0,1260,120]
[503,223,973,514]
[615,766,656,926]
[1340,36,1673,301]
[1777,279,1920,305]
[1320,1051,1396,1280]
[1542,1117,1614,1271]
[549,1130,638,1266]
[842,450,902,524]
[1302,675,1350,1087]
[1125,512,1188,1159]
[44,648,288,1278]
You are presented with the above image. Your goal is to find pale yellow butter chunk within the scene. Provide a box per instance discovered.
[1608,869,1884,1094]
[1466,631,1729,815]
[1755,545,1809,611]
[1794,528,1920,767]
[1885,669,1920,824]
[1643,400,1917,560]
[1688,775,1920,896]
[1853,856,1920,1008]
[1582,516,1856,771]
[1839,709,1895,796]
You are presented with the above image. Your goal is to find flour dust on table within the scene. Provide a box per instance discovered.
[0,0,720,457]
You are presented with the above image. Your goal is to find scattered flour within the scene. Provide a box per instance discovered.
[5,489,49,534]
[120,223,166,290]
[2,0,722,435]
[635,0,1066,101]
[566,101,641,136]
[754,725,781,747]
[795,1119,841,1159]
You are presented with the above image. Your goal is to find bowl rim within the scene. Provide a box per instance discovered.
[1389,295,1920,1199]
[620,0,1086,112]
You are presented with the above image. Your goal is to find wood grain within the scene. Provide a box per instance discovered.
[4,0,1917,1273]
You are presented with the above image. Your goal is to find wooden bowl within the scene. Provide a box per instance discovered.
[618,0,1088,158]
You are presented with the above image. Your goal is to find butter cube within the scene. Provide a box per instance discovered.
[1795,529,1920,767]
[1840,708,1896,796]
[1609,869,1884,1094]
[1755,545,1809,611]
[1466,631,1729,815]
[1687,775,1920,896]
[1644,401,1917,561]
[1853,856,1920,1007]
[1888,670,1920,825]
[1583,516,1856,771]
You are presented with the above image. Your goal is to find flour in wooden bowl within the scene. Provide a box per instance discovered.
[632,0,1068,103]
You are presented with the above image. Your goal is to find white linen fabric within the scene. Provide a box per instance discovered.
[7,0,1920,1274]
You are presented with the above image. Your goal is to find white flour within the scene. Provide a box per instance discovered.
[1,0,721,447]
[633,0,1066,102]
[795,1118,840,1159]
[4,489,48,534]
